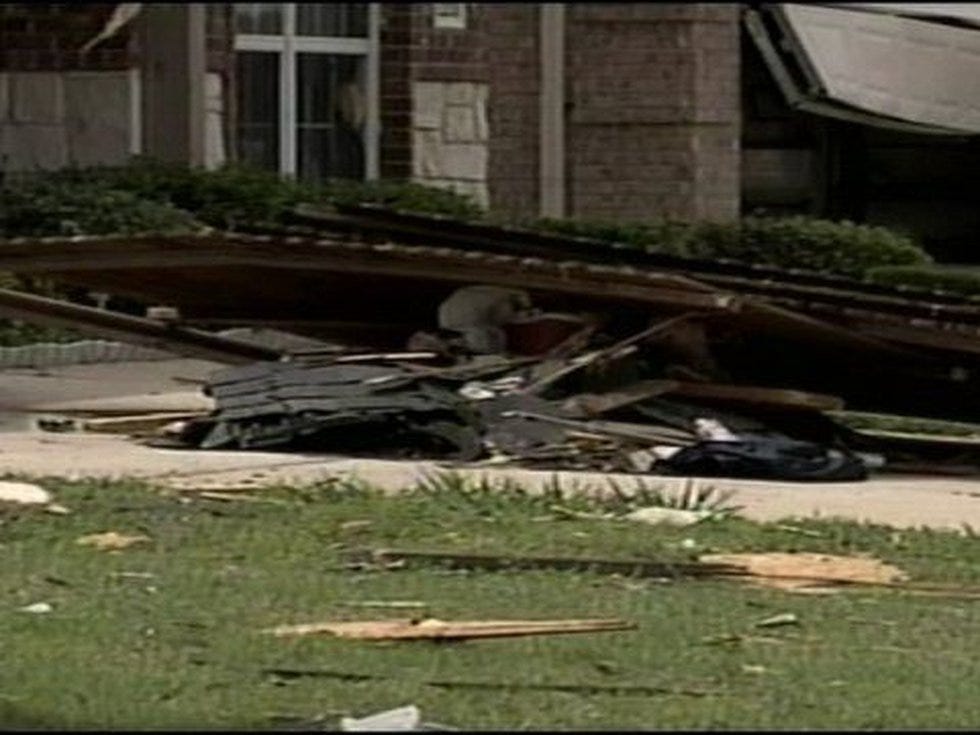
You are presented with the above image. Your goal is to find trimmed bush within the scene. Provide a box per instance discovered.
[865,265,980,300]
[25,159,485,230]
[0,160,936,284]
[0,178,201,238]
[535,215,930,278]
[320,178,486,221]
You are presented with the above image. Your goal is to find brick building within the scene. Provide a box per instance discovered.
[2,3,980,256]
[0,2,741,223]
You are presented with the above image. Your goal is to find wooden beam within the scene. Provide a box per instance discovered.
[0,287,280,364]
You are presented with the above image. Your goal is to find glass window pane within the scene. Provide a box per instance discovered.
[296,3,368,37]
[236,52,281,172]
[234,3,282,34]
[296,53,366,182]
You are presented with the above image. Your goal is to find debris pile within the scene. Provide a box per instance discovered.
[6,204,980,480]
[156,288,899,481]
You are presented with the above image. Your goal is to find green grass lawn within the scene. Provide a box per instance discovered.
[2,475,979,730]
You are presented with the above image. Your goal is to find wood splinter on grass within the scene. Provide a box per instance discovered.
[76,531,151,551]
[262,617,635,641]
[338,601,428,610]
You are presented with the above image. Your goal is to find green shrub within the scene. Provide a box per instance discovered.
[321,178,486,220]
[14,159,484,231]
[865,265,980,299]
[0,178,201,238]
[35,161,316,231]
[534,218,692,256]
[533,215,930,278]
[0,160,931,283]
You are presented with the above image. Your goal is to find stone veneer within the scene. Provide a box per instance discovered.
[411,80,489,207]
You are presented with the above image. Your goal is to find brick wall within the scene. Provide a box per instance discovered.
[0,4,134,72]
[0,5,234,74]
[379,3,539,217]
[483,3,540,220]
[565,3,740,222]
[379,4,414,178]
[380,4,491,203]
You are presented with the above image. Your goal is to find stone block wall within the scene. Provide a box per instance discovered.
[0,69,136,171]
[411,80,489,207]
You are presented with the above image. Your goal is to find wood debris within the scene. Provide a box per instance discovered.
[264,666,716,698]
[76,531,151,551]
[700,552,908,593]
[262,617,635,641]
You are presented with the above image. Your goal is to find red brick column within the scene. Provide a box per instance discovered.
[565,3,740,222]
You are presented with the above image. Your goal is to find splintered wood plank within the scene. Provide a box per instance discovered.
[667,382,845,412]
[562,380,681,416]
[263,617,636,641]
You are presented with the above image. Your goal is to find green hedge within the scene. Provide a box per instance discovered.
[0,177,201,238]
[22,159,485,231]
[0,159,943,286]
[535,215,930,278]
[865,265,980,300]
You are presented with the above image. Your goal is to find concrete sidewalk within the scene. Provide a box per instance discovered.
[2,430,978,532]
[2,357,978,532]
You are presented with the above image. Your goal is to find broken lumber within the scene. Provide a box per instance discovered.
[365,548,980,598]
[666,382,845,412]
[522,313,706,394]
[264,666,715,697]
[0,286,280,365]
[79,412,206,435]
[562,380,681,416]
[500,410,696,445]
[364,548,740,579]
[262,617,635,641]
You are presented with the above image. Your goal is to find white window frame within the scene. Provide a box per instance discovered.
[234,3,381,179]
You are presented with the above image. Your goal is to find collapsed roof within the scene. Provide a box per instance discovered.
[1,207,979,422]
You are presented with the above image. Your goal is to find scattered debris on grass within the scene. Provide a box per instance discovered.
[263,617,635,641]
[76,531,151,551]
[340,705,427,732]
[18,602,53,614]
[108,571,155,580]
[623,506,712,527]
[700,552,908,594]
[754,613,801,629]
[362,547,737,580]
[770,523,826,538]
[265,667,717,698]
[362,547,980,598]
[0,481,51,506]
[338,601,428,610]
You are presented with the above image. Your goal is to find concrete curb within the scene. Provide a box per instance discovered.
[0,329,332,369]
